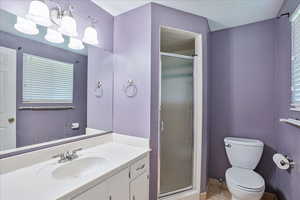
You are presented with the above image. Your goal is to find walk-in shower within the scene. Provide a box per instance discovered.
[159,26,202,200]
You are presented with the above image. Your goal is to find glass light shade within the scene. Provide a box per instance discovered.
[26,0,52,27]
[58,15,78,37]
[82,26,99,45]
[68,38,84,50]
[14,16,39,35]
[45,28,64,43]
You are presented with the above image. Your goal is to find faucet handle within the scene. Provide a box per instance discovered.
[52,153,67,163]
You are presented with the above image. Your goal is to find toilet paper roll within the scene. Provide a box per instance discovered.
[273,153,290,170]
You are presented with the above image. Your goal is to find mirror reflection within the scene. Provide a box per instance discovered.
[0,9,113,152]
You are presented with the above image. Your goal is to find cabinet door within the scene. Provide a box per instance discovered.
[130,173,149,200]
[72,181,107,200]
[108,168,130,200]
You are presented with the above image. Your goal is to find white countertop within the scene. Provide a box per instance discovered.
[0,142,150,200]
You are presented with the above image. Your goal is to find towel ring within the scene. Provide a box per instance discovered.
[95,80,103,97]
[125,80,137,97]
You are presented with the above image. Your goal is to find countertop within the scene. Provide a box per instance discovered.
[0,142,150,200]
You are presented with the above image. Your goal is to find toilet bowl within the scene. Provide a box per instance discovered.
[224,137,265,200]
[226,167,265,200]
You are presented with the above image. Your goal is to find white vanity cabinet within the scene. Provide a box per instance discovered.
[71,180,107,200]
[130,173,149,200]
[108,168,130,200]
[71,155,149,200]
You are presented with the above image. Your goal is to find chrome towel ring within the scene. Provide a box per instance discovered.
[125,79,137,97]
[95,80,103,97]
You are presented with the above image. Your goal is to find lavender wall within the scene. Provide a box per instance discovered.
[274,15,300,200]
[113,3,210,197]
[113,4,152,138]
[209,19,278,192]
[0,30,87,147]
[150,2,210,195]
[87,46,113,131]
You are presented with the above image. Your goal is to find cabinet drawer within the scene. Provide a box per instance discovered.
[130,157,148,180]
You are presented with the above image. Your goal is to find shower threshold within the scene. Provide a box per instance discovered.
[159,186,193,199]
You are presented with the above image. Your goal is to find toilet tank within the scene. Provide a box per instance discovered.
[224,137,264,170]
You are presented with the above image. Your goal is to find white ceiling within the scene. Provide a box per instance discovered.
[91,0,284,31]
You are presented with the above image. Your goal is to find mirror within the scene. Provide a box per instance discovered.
[0,9,113,153]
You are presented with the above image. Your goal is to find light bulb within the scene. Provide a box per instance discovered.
[82,26,99,45]
[58,15,78,37]
[45,28,64,43]
[26,0,52,27]
[68,38,84,50]
[14,16,39,35]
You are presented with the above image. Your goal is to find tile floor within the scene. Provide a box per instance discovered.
[206,179,231,200]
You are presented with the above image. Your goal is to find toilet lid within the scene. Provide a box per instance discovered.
[226,168,265,191]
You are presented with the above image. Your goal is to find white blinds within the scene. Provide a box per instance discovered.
[23,54,74,103]
[291,9,300,107]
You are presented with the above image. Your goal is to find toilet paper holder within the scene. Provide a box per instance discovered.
[279,155,295,169]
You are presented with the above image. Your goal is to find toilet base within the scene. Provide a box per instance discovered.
[227,182,264,200]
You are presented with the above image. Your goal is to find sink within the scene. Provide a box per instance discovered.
[52,157,107,179]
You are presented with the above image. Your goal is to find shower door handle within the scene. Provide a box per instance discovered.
[160,120,164,133]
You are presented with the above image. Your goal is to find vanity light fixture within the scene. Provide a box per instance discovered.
[82,26,99,45]
[45,28,64,43]
[58,14,78,37]
[14,16,39,35]
[15,0,100,49]
[26,0,52,27]
[82,16,99,45]
[68,37,84,50]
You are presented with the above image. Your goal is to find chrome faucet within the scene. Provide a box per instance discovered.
[52,148,82,163]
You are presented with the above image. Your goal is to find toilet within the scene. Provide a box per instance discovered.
[224,137,265,200]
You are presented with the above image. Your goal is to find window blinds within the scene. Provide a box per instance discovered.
[291,9,300,107]
[23,54,74,103]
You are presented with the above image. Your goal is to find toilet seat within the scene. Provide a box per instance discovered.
[226,167,265,192]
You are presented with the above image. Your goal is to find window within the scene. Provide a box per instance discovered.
[291,7,300,110]
[23,54,74,103]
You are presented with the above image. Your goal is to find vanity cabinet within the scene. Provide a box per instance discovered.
[130,173,149,200]
[71,181,107,200]
[71,155,149,200]
[108,168,130,200]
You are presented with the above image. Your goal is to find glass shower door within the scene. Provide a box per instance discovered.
[159,54,194,196]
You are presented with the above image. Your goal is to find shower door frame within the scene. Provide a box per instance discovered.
[158,27,203,200]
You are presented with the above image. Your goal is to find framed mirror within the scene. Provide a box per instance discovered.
[0,8,113,155]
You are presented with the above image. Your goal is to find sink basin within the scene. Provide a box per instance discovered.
[52,157,107,179]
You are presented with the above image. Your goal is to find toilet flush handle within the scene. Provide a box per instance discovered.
[225,143,231,148]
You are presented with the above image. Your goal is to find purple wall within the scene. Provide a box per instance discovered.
[113,2,210,197]
[0,30,87,147]
[0,0,114,51]
[209,19,278,192]
[274,15,300,200]
[87,46,113,131]
[113,4,152,138]
[150,2,210,195]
